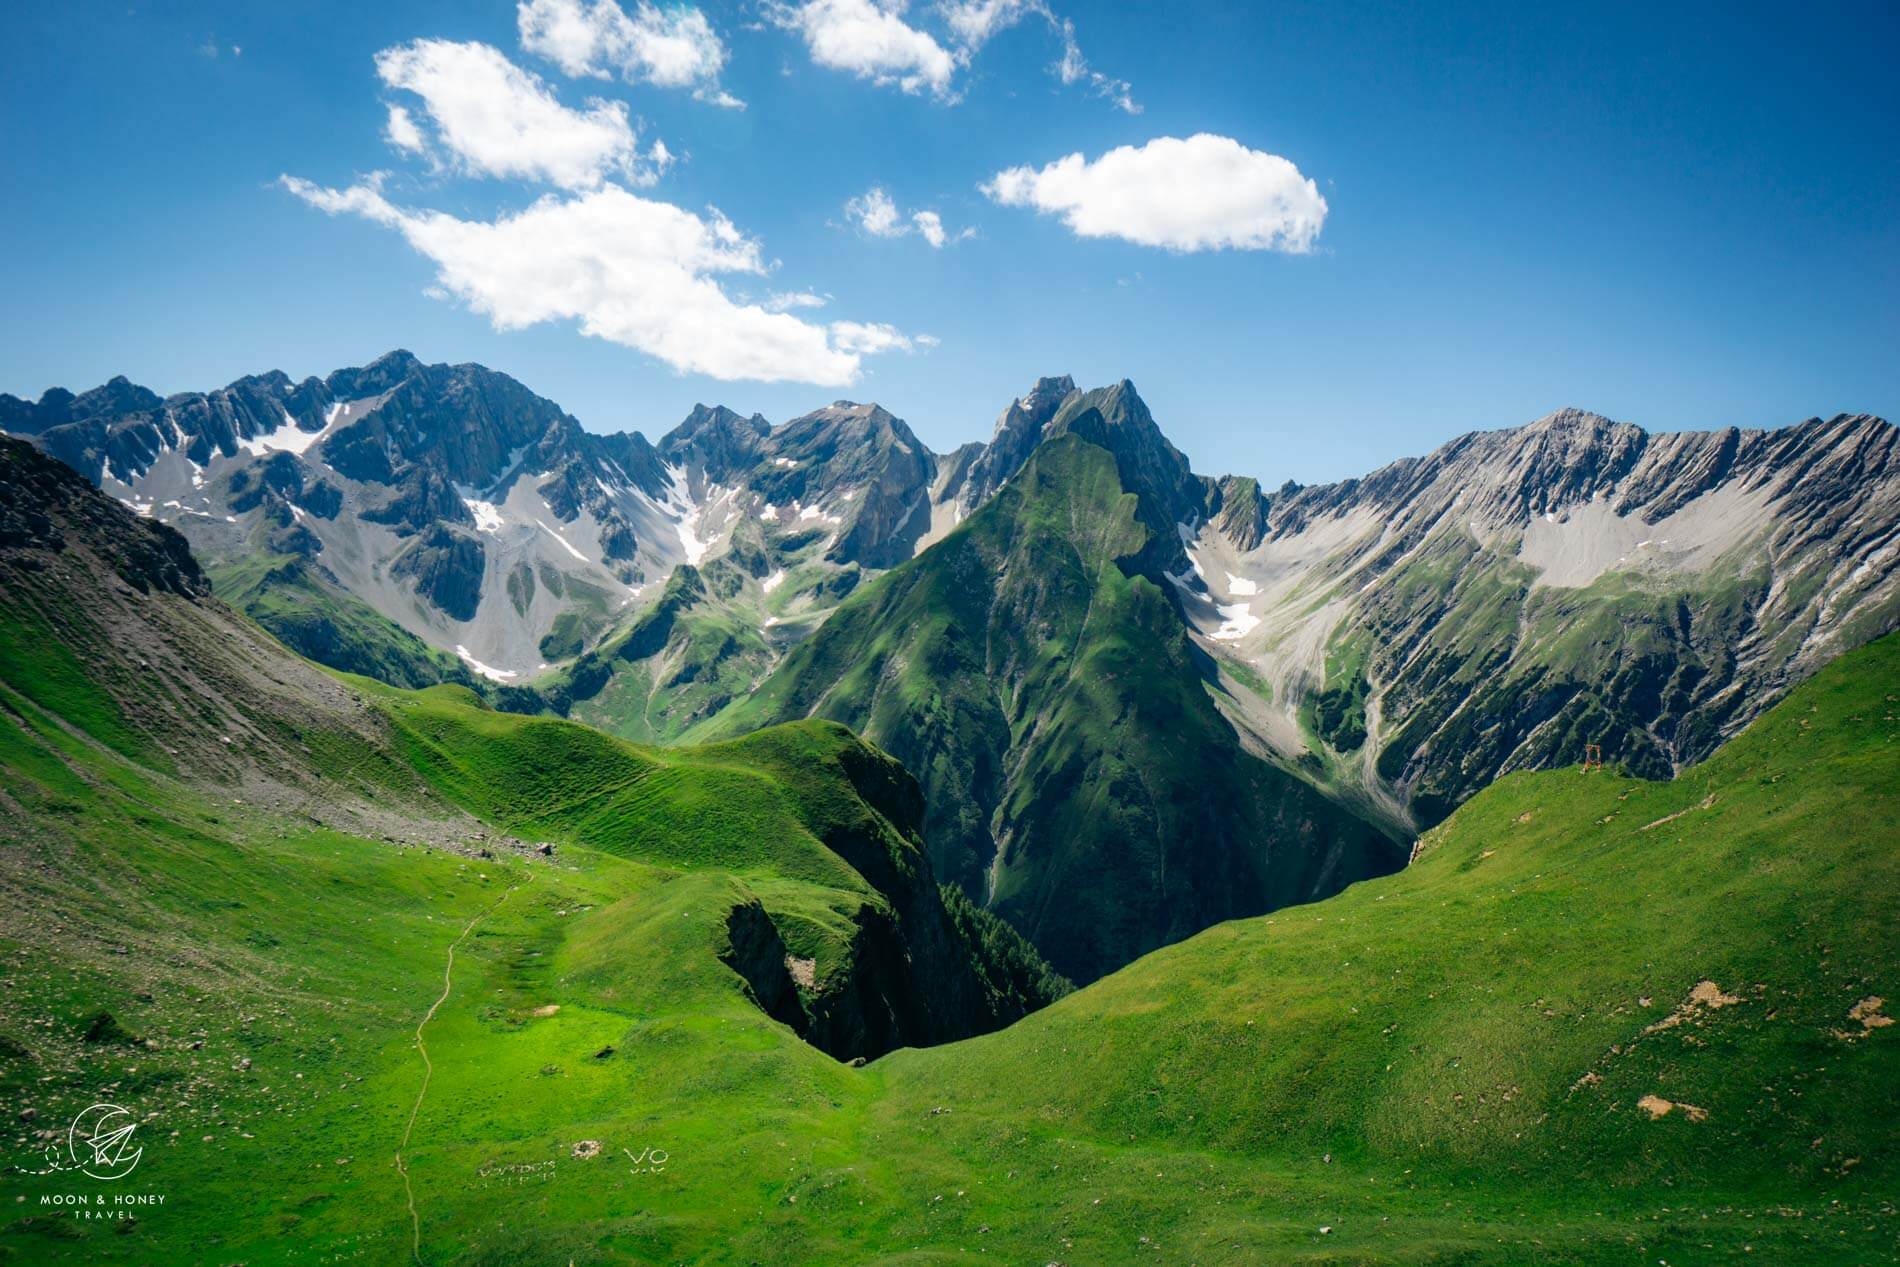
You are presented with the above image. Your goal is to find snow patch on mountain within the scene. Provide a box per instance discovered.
[1213,602,1259,640]
[465,499,503,533]
[454,645,517,682]
[537,519,589,563]
[239,408,328,457]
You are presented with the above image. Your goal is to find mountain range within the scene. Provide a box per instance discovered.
[1,425,1892,1264]
[8,354,1897,980]
[0,433,1064,1062]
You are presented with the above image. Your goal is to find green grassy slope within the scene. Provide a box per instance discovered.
[0,605,1057,1266]
[8,623,1891,1267]
[209,552,479,692]
[4,429,1893,1264]
[711,434,1403,983]
[872,631,1900,1259]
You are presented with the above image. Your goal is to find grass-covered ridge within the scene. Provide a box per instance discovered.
[209,552,480,692]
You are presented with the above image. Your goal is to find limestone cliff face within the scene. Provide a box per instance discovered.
[1186,409,1900,826]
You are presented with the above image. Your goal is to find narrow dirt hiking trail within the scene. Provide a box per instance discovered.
[396,877,530,1264]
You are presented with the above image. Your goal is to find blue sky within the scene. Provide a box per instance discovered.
[3,0,1896,483]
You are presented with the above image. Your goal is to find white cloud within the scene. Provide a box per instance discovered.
[383,105,426,153]
[843,186,971,246]
[374,39,668,190]
[1049,15,1137,113]
[982,133,1326,253]
[830,320,935,355]
[938,0,1137,112]
[912,209,947,247]
[768,0,1132,109]
[517,0,742,107]
[281,177,919,385]
[766,290,830,311]
[844,186,906,237]
[938,0,1029,48]
[770,0,958,99]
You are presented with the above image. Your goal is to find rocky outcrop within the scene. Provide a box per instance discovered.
[391,523,485,622]
[0,436,204,598]
[715,728,1069,1062]
[719,902,807,1032]
[1209,475,1268,551]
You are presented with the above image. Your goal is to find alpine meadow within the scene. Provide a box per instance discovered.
[2,1,1896,1264]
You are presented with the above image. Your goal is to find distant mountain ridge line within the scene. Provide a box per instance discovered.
[8,351,1897,974]
[7,351,1890,506]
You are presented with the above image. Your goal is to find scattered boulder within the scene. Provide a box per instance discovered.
[1638,1094,1708,1122]
[81,1010,138,1046]
[1833,995,1893,1041]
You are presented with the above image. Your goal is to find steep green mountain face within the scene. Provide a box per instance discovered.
[712,434,1404,983]
[205,552,481,691]
[1042,379,1205,576]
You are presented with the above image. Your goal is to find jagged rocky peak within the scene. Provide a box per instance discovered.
[1468,406,1649,519]
[328,348,425,396]
[951,373,1078,510]
[770,399,928,464]
[760,399,935,568]
[657,402,771,482]
[1523,404,1622,433]
[791,399,911,436]
[0,375,167,436]
[1307,406,1900,539]
[1045,378,1206,564]
[322,354,583,490]
[1264,405,1656,538]
[1023,374,1078,408]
